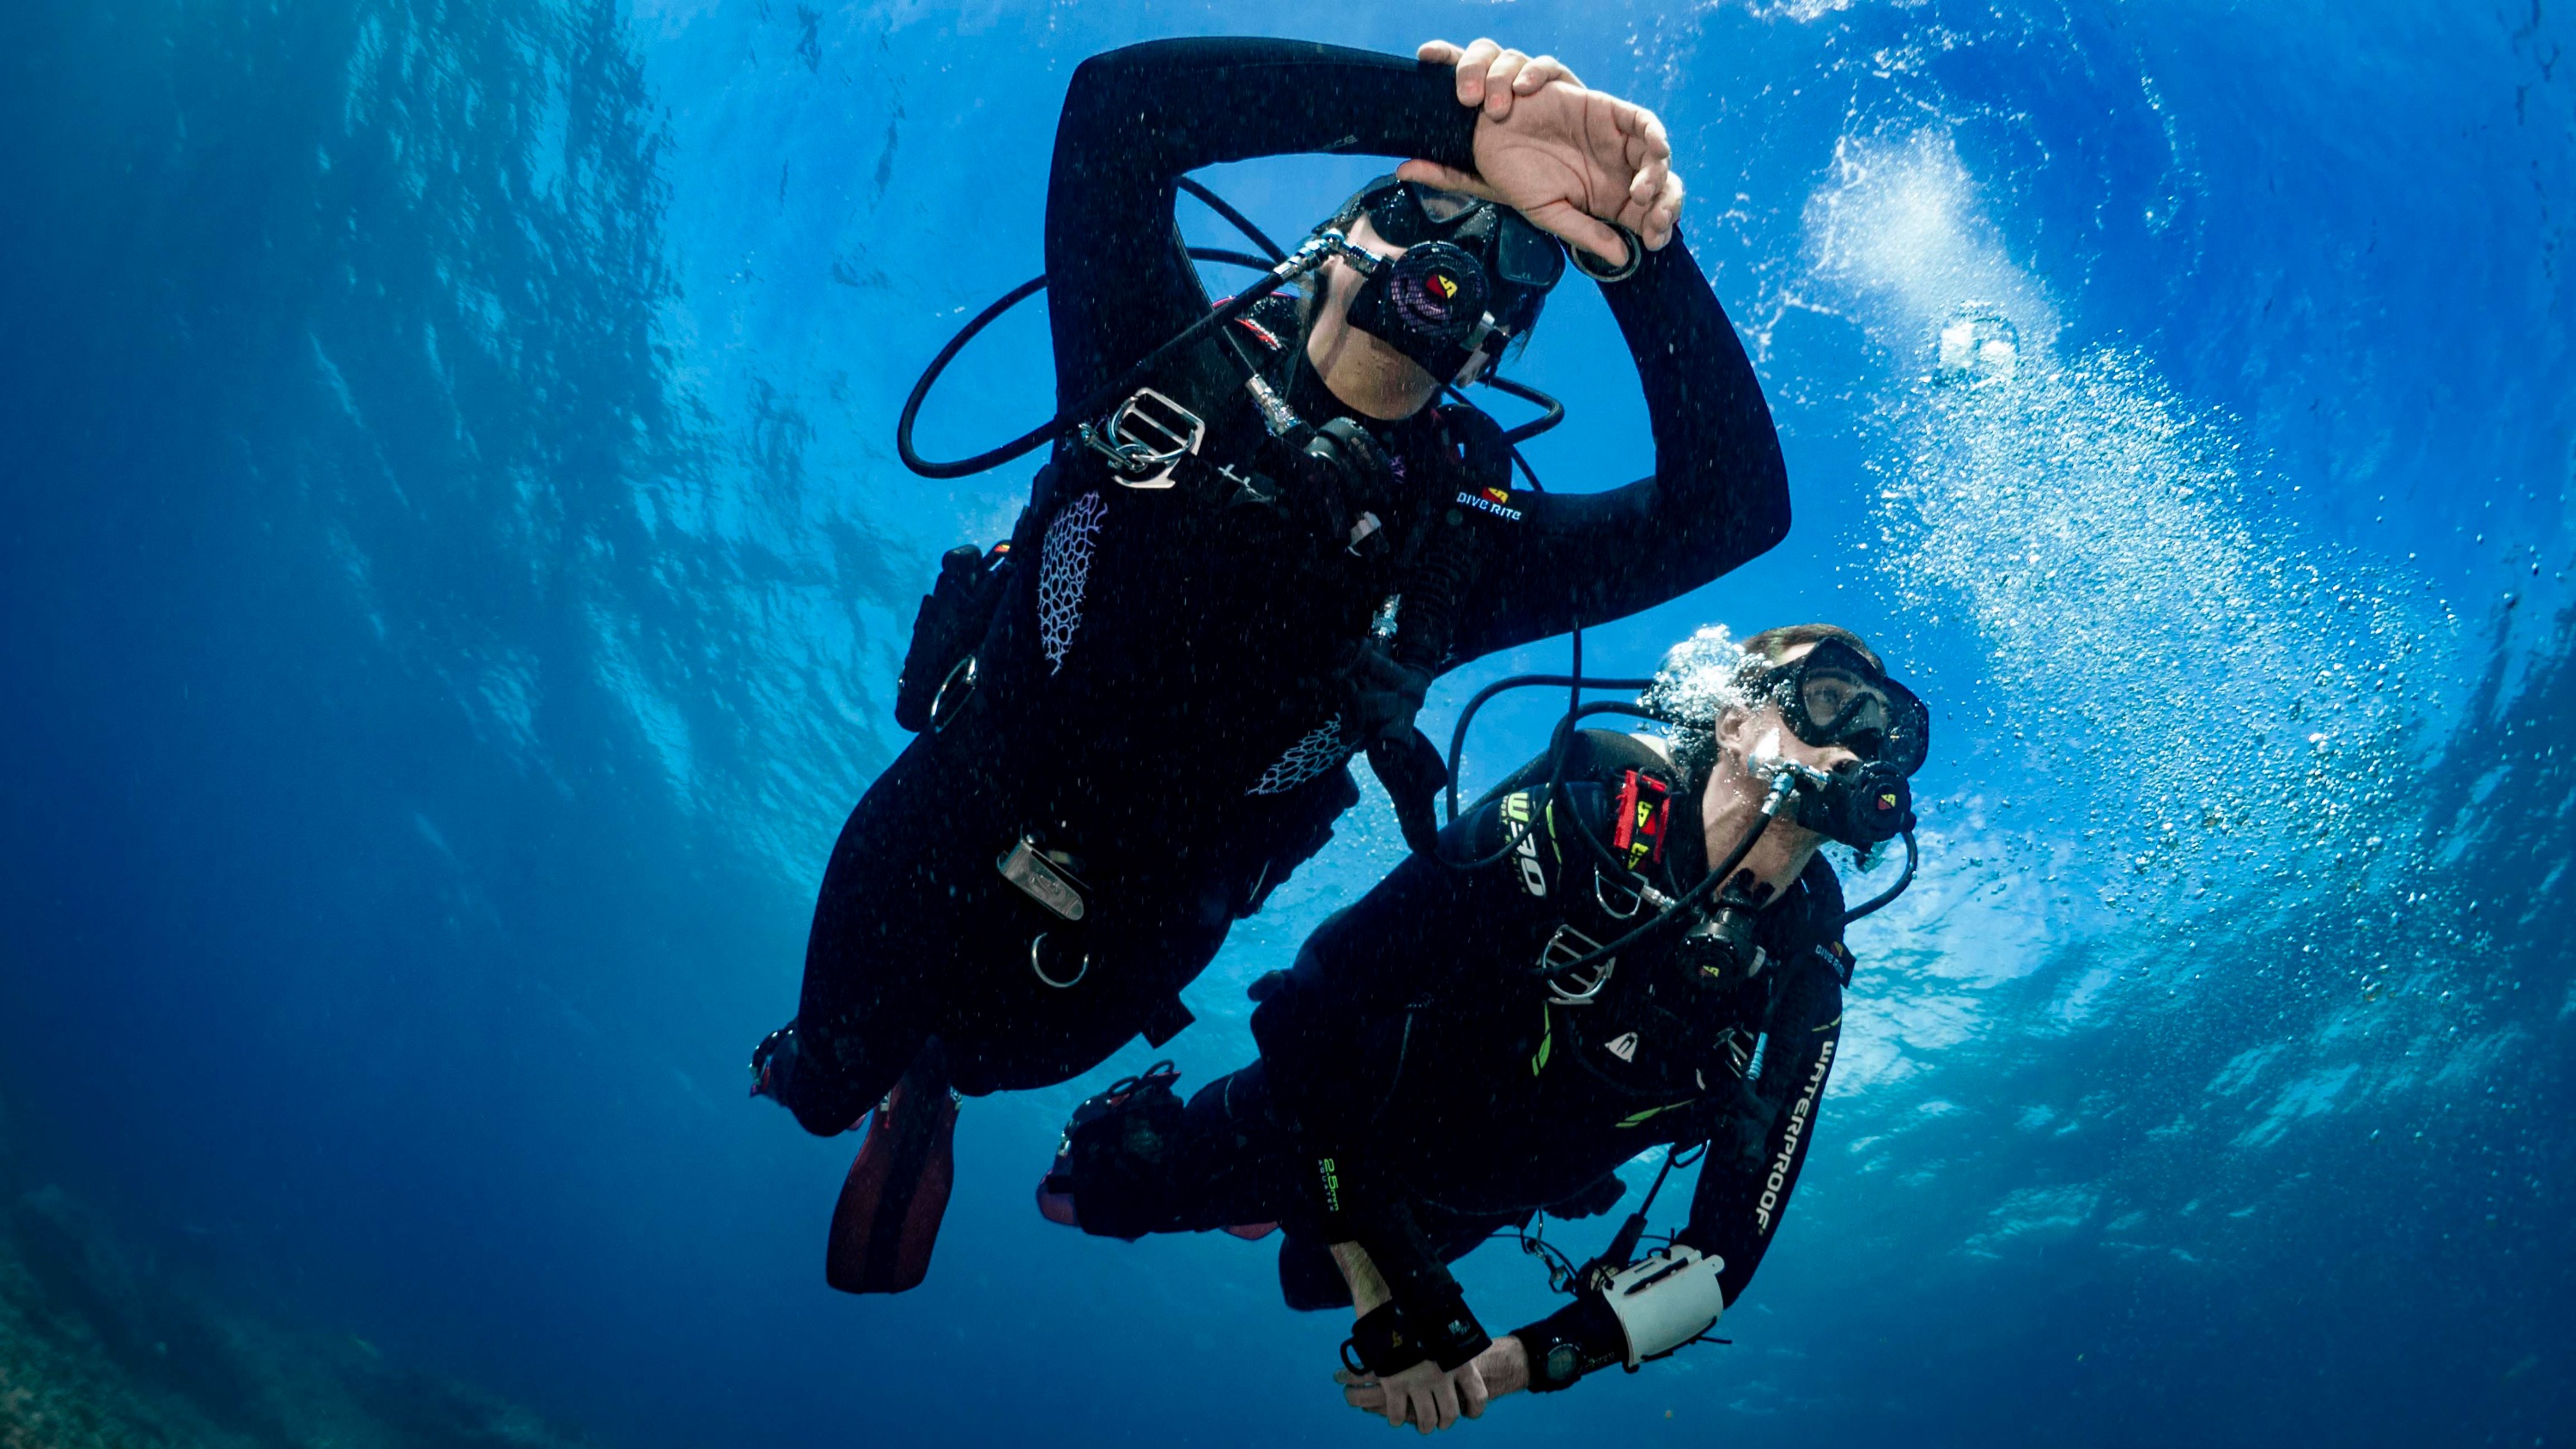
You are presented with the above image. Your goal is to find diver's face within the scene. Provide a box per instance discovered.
[1712,643,1867,784]
[1303,214,1441,417]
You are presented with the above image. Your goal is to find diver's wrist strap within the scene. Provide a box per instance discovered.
[1407,1282,1492,1371]
[1345,1288,1492,1376]
[1346,1303,1414,1377]
[1510,1295,1626,1392]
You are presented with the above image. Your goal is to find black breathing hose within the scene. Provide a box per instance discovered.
[1841,830,1919,922]
[1176,176,1286,262]
[1482,374,1566,447]
[895,178,1566,479]
[1443,673,1657,821]
[1433,680,1669,874]
[1524,774,1783,983]
[896,245,1298,479]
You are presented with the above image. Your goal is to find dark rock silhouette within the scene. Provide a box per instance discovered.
[0,1111,591,1449]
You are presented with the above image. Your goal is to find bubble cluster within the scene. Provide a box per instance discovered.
[1801,129,2453,924]
[1874,339,2445,914]
[1637,623,1755,782]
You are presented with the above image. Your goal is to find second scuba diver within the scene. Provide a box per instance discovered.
[1036,624,1930,1429]
[753,35,1794,1294]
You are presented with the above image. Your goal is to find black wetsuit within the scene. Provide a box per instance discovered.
[775,38,1789,1130]
[1055,733,1848,1385]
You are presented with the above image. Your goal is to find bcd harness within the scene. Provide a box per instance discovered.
[1492,743,1855,1390]
[1334,742,1849,1384]
[1499,736,1852,1134]
[893,293,1513,1021]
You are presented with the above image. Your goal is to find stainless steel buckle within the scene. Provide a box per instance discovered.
[1541,923,1614,1005]
[1078,387,1203,489]
[998,837,1087,922]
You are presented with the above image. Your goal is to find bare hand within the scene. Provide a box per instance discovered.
[1403,39,1685,267]
[1337,1338,1528,1431]
[1416,37,1583,119]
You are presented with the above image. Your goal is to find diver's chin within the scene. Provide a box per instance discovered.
[1765,807,1831,849]
[1318,326,1439,420]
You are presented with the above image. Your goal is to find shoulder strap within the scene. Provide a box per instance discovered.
[1561,729,1680,782]
[1368,411,1513,854]
[1760,857,1855,994]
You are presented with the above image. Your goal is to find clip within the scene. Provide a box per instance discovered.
[1594,869,1647,920]
[1030,932,1090,989]
[1078,387,1204,488]
[998,837,1088,922]
[927,654,977,733]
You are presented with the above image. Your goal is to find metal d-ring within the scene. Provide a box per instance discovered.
[1594,868,1648,920]
[928,654,978,733]
[1030,932,1089,989]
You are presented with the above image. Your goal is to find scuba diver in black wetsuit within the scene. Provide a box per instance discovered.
[751,35,1793,1294]
[1036,624,1931,1430]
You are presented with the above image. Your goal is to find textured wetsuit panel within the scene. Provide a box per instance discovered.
[1037,490,1105,673]
[1249,719,1354,797]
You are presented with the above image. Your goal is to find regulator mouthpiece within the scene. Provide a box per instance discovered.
[1348,240,1505,382]
[1796,758,1915,849]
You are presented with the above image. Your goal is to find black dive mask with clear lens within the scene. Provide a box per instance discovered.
[1758,638,1931,778]
[1342,179,1564,384]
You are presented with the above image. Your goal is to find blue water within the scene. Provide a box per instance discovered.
[2,1,2569,1444]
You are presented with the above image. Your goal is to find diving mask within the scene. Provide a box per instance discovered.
[1752,638,1931,778]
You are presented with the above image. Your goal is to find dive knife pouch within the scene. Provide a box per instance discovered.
[896,540,1008,732]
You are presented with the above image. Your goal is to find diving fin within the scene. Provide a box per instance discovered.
[823,1043,958,1294]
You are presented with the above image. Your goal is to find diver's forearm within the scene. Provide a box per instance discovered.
[1053,40,1475,183]
[1043,38,1478,413]
[1602,231,1791,574]
[1680,957,1841,1303]
[1331,1239,1395,1316]
[1443,232,1790,659]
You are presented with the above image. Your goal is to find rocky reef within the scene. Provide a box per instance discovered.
[0,1110,589,1449]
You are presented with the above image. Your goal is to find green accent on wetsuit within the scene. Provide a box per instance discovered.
[1616,1100,1695,1130]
